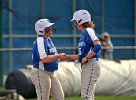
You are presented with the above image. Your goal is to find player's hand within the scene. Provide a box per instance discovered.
[59,53,67,61]
[81,57,88,64]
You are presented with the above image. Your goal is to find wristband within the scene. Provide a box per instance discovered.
[92,45,101,53]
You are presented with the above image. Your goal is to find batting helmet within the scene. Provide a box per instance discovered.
[35,19,54,35]
[71,10,91,25]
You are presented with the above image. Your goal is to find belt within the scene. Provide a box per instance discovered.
[85,58,98,64]
[88,58,99,61]
[81,58,99,67]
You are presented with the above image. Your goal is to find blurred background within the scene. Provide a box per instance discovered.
[0,0,136,95]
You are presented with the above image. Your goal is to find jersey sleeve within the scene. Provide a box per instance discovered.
[86,28,98,41]
[37,37,47,59]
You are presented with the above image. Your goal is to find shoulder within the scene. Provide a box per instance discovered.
[37,37,44,42]
[36,37,45,46]
[86,28,95,36]
[86,28,98,41]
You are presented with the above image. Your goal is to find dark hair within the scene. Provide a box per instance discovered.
[82,22,95,29]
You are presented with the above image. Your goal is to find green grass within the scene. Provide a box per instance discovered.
[0,86,5,91]
[96,95,136,100]
[27,96,136,100]
[50,96,80,100]
[1,87,136,100]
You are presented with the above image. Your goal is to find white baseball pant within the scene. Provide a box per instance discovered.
[81,58,101,100]
[31,68,64,100]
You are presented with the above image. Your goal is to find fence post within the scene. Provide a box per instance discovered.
[8,0,13,72]
[134,0,136,58]
[100,0,104,34]
[0,0,3,86]
[40,0,45,18]
[72,0,77,54]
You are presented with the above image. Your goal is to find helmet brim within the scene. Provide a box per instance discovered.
[45,23,54,28]
[70,18,76,22]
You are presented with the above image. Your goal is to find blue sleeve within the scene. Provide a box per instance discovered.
[92,45,101,53]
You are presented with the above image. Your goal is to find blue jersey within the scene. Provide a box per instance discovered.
[32,37,58,72]
[78,28,100,62]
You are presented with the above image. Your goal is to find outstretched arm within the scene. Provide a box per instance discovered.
[41,53,67,63]
[67,55,78,61]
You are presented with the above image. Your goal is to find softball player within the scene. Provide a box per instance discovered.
[67,10,101,100]
[31,19,66,100]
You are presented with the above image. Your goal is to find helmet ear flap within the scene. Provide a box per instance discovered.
[43,26,56,34]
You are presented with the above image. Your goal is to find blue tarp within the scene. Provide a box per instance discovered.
[2,0,135,73]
